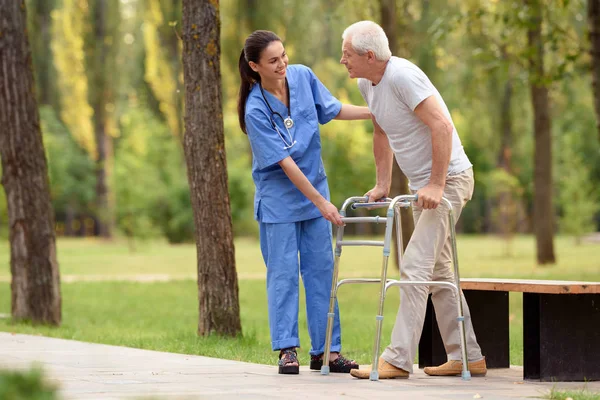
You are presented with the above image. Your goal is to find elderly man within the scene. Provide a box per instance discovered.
[340,20,487,379]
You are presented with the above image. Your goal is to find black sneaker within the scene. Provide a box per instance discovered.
[310,353,359,373]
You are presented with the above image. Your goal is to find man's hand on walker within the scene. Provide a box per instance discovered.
[317,200,344,226]
[416,183,444,209]
[365,186,388,203]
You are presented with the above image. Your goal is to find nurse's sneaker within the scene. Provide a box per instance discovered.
[278,348,299,374]
[309,353,359,373]
[423,357,487,376]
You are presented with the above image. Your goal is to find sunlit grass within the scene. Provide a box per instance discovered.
[543,386,600,400]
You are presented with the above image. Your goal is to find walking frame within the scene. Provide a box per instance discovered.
[321,194,471,381]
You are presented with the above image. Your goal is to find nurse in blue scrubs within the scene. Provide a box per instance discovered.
[237,30,371,375]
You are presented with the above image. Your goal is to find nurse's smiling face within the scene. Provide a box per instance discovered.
[249,41,288,83]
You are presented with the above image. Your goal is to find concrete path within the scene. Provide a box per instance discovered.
[1,332,597,400]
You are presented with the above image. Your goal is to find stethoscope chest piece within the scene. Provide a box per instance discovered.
[259,78,296,149]
[284,117,294,129]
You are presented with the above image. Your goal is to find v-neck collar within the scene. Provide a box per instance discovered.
[261,78,290,109]
[260,72,296,122]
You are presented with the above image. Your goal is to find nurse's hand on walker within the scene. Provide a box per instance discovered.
[315,198,344,226]
[277,156,345,226]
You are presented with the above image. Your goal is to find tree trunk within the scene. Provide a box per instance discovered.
[90,0,114,238]
[527,0,556,264]
[64,203,76,237]
[380,0,414,269]
[182,0,242,336]
[0,0,62,325]
[498,78,513,171]
[589,0,600,144]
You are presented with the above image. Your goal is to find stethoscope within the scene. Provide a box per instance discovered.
[260,79,296,149]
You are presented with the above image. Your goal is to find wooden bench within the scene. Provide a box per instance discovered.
[418,278,600,381]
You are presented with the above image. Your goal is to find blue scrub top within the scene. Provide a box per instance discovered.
[245,64,342,223]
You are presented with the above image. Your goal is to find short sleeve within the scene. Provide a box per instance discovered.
[392,68,435,111]
[246,111,290,170]
[307,68,342,124]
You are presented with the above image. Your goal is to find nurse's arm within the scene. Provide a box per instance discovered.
[334,104,371,120]
[278,157,344,226]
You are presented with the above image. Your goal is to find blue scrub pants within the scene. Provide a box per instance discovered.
[259,216,342,355]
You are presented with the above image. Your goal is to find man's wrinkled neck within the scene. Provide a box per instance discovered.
[368,58,391,86]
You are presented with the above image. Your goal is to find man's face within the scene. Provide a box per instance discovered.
[340,38,368,79]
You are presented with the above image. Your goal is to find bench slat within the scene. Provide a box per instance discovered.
[460,278,600,294]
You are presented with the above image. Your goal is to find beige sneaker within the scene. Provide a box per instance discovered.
[423,357,487,376]
[350,357,409,379]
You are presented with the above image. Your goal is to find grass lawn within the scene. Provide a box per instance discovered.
[544,387,600,400]
[0,235,599,368]
[1,235,599,281]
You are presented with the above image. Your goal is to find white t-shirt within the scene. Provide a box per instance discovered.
[358,57,472,190]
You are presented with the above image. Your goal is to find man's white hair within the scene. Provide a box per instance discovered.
[342,21,392,61]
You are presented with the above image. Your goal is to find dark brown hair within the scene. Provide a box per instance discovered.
[237,30,282,134]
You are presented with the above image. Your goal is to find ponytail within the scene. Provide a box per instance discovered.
[237,49,261,134]
[237,30,282,134]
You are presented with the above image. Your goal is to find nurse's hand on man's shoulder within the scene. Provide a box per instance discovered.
[316,199,344,226]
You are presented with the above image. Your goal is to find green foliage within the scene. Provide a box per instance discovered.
[142,0,183,138]
[41,106,96,219]
[116,105,192,244]
[557,131,599,243]
[50,0,95,156]
[18,0,599,243]
[0,367,58,400]
[226,153,258,237]
[480,168,525,255]
[223,108,258,237]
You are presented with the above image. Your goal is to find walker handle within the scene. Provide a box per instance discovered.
[351,196,390,210]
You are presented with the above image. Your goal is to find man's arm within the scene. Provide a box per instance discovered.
[278,156,343,226]
[366,115,394,202]
[414,95,453,209]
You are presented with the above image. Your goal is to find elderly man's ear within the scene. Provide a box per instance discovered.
[367,50,377,63]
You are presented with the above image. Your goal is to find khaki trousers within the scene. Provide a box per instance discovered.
[381,168,483,372]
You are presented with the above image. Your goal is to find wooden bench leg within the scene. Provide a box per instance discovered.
[523,293,600,381]
[419,290,509,369]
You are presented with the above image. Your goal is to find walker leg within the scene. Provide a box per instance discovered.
[448,209,470,381]
[321,255,341,375]
[370,209,395,381]
[322,222,345,376]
